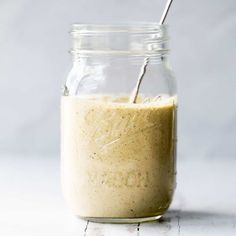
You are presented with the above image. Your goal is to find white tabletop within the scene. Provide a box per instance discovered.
[0,155,235,236]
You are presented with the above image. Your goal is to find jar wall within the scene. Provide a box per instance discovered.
[65,56,176,98]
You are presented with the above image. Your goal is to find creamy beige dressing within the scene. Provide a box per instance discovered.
[61,95,176,218]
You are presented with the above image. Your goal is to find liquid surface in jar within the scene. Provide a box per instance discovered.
[61,95,177,218]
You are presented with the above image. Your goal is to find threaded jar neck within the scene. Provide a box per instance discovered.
[71,23,169,58]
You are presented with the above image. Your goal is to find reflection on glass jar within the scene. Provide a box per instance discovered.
[61,23,177,223]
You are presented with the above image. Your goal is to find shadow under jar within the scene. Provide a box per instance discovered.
[61,23,177,223]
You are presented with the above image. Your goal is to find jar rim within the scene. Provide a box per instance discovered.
[71,22,168,56]
[72,22,167,33]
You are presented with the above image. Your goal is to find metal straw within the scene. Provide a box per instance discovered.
[129,58,149,103]
[159,0,174,25]
[129,0,174,103]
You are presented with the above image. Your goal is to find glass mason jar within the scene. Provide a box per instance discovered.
[61,23,177,223]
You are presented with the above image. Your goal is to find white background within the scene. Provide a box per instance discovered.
[0,0,236,159]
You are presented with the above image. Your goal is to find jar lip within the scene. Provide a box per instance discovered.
[72,22,167,33]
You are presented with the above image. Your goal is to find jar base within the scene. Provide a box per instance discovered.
[80,214,164,224]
